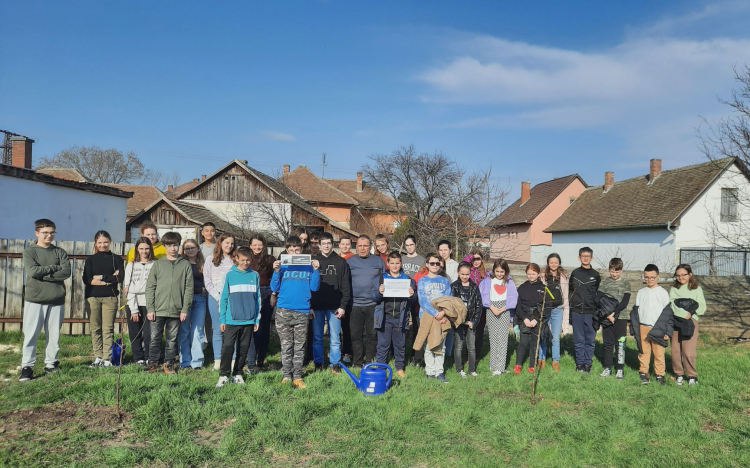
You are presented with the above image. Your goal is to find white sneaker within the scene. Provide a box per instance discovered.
[342,354,352,364]
[216,376,229,388]
[676,375,684,386]
[470,372,478,377]
[232,375,245,385]
[688,377,698,385]
[213,360,220,371]
[492,370,503,376]
[615,369,624,380]
[89,357,103,368]
[599,368,611,378]
[459,370,467,379]
[102,360,113,367]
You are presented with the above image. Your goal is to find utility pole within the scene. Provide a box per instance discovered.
[321,153,327,177]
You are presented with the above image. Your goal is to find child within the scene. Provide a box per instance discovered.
[597,258,632,379]
[126,222,166,262]
[478,259,517,375]
[19,219,72,382]
[84,230,124,368]
[271,236,321,388]
[514,263,545,374]
[539,253,568,372]
[451,261,483,377]
[216,247,262,387]
[123,237,155,366]
[145,231,194,374]
[415,253,452,383]
[246,234,276,372]
[203,233,236,370]
[670,263,706,386]
[199,222,217,260]
[178,239,207,369]
[569,247,601,373]
[375,252,415,378]
[633,264,671,385]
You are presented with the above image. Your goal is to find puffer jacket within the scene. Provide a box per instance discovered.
[451,280,483,325]
[629,304,674,351]
[594,292,620,328]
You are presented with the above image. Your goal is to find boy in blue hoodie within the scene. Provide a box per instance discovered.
[216,247,262,388]
[271,236,321,388]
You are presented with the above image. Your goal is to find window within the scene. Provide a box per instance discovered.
[721,188,738,222]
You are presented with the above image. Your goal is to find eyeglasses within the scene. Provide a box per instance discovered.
[39,231,56,236]
[428,262,441,266]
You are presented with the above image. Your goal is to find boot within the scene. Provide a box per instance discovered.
[537,359,546,369]
[163,362,175,374]
[292,378,306,389]
[551,361,560,372]
[146,362,160,373]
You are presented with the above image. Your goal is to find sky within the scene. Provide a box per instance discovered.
[2,0,750,199]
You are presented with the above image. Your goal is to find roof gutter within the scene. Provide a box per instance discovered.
[545,223,671,234]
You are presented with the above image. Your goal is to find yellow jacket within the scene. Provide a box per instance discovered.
[126,241,167,263]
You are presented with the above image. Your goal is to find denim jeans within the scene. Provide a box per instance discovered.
[179,293,207,368]
[207,296,223,361]
[149,316,180,364]
[312,309,342,366]
[538,306,563,362]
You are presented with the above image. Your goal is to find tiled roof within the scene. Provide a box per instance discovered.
[36,167,90,182]
[109,184,164,218]
[281,166,359,205]
[488,174,585,227]
[0,164,131,199]
[546,158,738,233]
[170,200,245,235]
[166,179,201,199]
[323,178,399,211]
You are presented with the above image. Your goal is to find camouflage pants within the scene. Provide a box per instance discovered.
[276,307,310,380]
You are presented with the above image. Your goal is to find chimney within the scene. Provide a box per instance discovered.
[649,159,662,181]
[604,171,614,191]
[201,174,206,181]
[356,172,363,192]
[520,181,530,203]
[283,164,290,176]
[11,136,34,169]
[192,178,199,182]
[167,185,174,191]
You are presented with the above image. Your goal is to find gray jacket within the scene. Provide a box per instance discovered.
[24,244,71,305]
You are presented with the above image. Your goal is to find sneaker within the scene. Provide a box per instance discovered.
[656,375,665,386]
[459,370,467,379]
[583,365,591,374]
[314,363,324,372]
[426,374,435,379]
[492,370,503,376]
[575,364,583,372]
[232,375,245,385]
[19,366,33,382]
[676,375,684,386]
[527,367,535,373]
[615,369,624,380]
[146,362,160,373]
[89,357,103,368]
[216,376,229,388]
[102,360,113,367]
[396,369,406,378]
[213,360,221,371]
[330,365,341,375]
[342,354,352,364]
[292,378,306,389]
[513,365,521,375]
[163,363,175,374]
[600,368,611,378]
[44,361,60,374]
[470,372,478,377]
[688,377,698,385]
[639,372,650,385]
[436,374,449,384]
[251,366,262,374]
[136,360,146,367]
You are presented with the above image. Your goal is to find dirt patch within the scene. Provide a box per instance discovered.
[0,344,19,353]
[194,417,236,447]
[702,420,725,432]
[0,400,137,457]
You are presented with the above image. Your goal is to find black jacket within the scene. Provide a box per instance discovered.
[672,298,698,338]
[83,251,124,298]
[516,280,545,334]
[311,252,351,310]
[594,292,631,328]
[451,280,483,325]
[629,304,674,352]
[569,267,601,314]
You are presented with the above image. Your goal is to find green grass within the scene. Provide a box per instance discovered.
[0,331,749,467]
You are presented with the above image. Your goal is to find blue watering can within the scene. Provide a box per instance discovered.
[110,338,123,366]
[340,362,392,395]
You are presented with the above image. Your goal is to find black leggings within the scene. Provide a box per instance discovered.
[601,319,628,370]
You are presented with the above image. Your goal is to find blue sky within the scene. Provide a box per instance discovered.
[2,0,750,198]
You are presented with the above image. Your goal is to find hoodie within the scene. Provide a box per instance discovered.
[23,243,72,305]
[270,264,321,313]
[220,265,262,326]
[145,255,194,317]
[311,251,351,311]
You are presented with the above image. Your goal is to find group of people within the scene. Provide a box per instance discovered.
[18,218,706,389]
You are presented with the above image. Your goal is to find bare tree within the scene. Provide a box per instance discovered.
[36,146,145,184]
[142,169,182,191]
[362,146,509,258]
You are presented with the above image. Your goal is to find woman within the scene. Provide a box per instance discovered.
[246,234,276,371]
[463,248,488,359]
[126,222,166,262]
[670,264,706,386]
[84,230,124,367]
[122,237,155,365]
[478,259,518,375]
[203,233,236,370]
[178,239,207,369]
[539,253,568,372]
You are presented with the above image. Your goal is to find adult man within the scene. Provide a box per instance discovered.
[311,232,351,373]
[438,240,459,283]
[200,222,217,259]
[346,235,383,367]
[401,235,425,278]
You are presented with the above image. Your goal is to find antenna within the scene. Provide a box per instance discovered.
[321,153,327,177]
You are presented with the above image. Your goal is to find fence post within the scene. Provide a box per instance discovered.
[744,251,748,276]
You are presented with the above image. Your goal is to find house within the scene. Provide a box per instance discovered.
[109,184,164,221]
[0,135,132,242]
[36,168,90,183]
[487,175,587,263]
[544,158,750,273]
[165,175,207,199]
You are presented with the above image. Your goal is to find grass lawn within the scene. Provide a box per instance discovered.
[0,330,749,467]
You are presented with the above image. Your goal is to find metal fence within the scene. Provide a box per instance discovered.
[679,248,750,276]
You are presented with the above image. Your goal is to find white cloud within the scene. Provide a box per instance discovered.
[262,131,297,141]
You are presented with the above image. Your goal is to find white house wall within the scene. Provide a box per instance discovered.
[0,176,127,242]
[548,228,675,271]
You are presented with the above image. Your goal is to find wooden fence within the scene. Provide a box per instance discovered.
[0,239,133,334]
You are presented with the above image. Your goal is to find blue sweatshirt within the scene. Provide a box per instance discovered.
[417,274,452,318]
[220,265,262,326]
[270,264,321,313]
[347,254,383,306]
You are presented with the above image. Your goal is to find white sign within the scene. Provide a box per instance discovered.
[280,254,311,266]
[383,278,411,298]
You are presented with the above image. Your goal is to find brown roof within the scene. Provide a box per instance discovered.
[166,179,201,199]
[324,178,399,211]
[36,167,90,182]
[110,184,164,218]
[546,158,739,233]
[281,166,358,205]
[0,164,131,199]
[488,174,586,227]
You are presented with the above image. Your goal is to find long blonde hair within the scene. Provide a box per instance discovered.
[212,233,236,267]
[181,239,205,272]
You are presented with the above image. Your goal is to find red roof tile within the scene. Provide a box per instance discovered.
[110,184,164,218]
[281,166,358,205]
[488,175,586,227]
